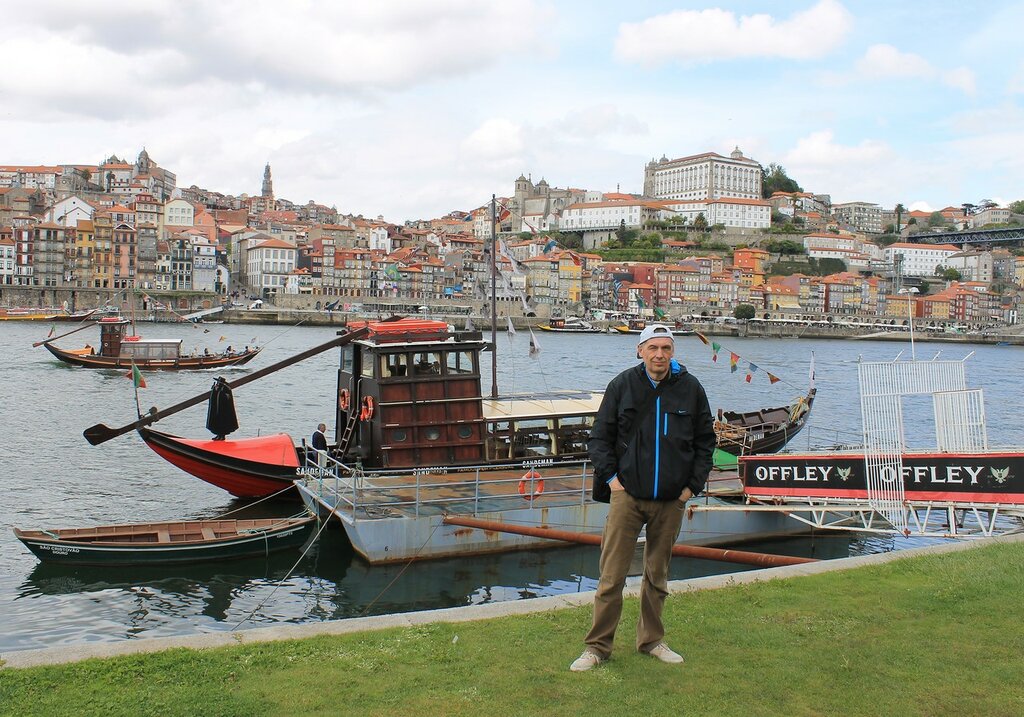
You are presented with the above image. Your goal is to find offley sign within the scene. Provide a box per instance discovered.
[740,452,1024,505]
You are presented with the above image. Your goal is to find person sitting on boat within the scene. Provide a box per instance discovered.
[571,323,716,672]
[225,345,233,355]
[203,348,211,357]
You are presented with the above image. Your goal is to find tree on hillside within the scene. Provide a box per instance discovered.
[692,212,708,231]
[734,303,756,320]
[894,203,905,233]
[761,163,802,198]
[928,211,947,227]
[1009,199,1024,215]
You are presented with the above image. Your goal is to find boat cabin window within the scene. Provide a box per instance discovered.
[340,346,353,373]
[446,350,475,375]
[361,355,374,378]
[553,416,594,455]
[121,341,181,360]
[486,418,554,459]
[380,353,409,377]
[412,351,442,375]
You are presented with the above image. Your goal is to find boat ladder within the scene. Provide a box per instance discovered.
[336,405,360,456]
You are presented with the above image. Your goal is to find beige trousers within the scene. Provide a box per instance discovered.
[583,490,685,658]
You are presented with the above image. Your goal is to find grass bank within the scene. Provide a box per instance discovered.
[2,540,1022,717]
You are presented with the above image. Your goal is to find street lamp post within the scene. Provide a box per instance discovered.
[899,287,920,360]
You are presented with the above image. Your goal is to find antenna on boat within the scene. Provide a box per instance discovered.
[490,194,498,398]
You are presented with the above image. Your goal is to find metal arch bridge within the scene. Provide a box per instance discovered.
[907,226,1024,246]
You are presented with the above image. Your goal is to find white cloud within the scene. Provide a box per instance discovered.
[908,201,935,212]
[548,104,648,139]
[614,0,852,65]
[942,67,977,95]
[0,1,551,120]
[855,44,934,79]
[847,44,976,96]
[461,119,526,163]
[784,130,890,167]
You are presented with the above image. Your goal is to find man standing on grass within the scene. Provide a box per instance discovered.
[571,324,716,672]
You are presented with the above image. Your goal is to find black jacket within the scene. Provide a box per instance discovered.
[588,362,716,503]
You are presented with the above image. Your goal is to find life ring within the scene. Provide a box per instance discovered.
[359,396,375,421]
[338,389,351,412]
[518,469,544,499]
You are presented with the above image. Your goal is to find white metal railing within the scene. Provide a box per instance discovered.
[302,460,592,521]
[934,389,988,452]
[858,358,977,532]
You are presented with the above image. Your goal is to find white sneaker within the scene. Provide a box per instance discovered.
[645,643,684,664]
[569,649,605,672]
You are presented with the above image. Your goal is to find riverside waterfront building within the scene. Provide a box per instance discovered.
[662,197,771,229]
[643,147,762,202]
[884,242,961,278]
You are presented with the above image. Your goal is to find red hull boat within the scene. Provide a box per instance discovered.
[140,428,302,498]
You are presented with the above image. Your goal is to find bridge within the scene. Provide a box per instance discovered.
[908,226,1024,246]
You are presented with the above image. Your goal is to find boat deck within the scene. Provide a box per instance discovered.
[298,462,743,522]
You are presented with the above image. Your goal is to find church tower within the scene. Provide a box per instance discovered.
[261,163,274,200]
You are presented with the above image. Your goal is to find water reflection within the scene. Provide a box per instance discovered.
[10,530,854,651]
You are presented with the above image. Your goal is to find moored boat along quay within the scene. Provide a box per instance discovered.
[5,321,1024,655]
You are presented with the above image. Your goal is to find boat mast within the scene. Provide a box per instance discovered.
[490,194,498,398]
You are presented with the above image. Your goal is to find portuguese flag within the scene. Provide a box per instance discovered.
[127,361,147,389]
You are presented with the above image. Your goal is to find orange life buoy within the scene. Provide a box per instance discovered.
[518,469,544,499]
[338,389,351,412]
[359,396,375,421]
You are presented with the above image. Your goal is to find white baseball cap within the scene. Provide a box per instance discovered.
[637,323,674,348]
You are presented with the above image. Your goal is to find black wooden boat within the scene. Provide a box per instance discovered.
[43,316,260,370]
[13,516,315,566]
[126,319,815,498]
[715,389,816,455]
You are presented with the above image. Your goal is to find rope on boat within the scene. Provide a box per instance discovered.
[230,511,333,631]
[359,521,443,616]
[257,314,314,349]
[211,486,296,518]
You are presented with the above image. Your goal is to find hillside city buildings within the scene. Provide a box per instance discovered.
[0,147,1021,326]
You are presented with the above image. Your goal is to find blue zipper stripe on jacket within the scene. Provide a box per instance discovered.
[653,396,661,497]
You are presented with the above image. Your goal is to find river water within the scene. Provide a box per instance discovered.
[2,321,1021,652]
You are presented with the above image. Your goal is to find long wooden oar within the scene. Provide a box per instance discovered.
[32,321,97,348]
[442,515,818,568]
[83,321,389,446]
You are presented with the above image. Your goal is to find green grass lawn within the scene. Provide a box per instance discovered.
[2,540,1022,717]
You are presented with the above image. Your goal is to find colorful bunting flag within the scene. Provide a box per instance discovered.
[746,363,759,383]
[127,361,146,389]
[693,333,801,388]
[653,306,667,320]
[636,295,646,309]
[219,335,227,342]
